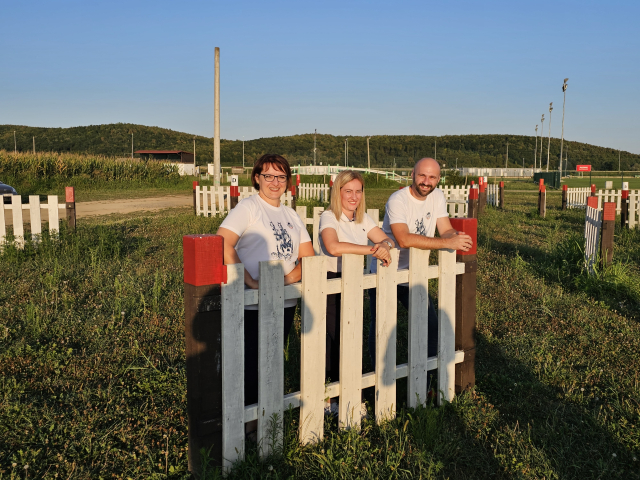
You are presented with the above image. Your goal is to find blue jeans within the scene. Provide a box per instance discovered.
[368,285,438,371]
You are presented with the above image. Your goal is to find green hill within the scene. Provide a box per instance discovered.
[2,123,638,171]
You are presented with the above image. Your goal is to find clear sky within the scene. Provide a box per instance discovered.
[3,0,640,153]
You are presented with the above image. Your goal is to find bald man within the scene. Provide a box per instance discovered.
[369,158,473,382]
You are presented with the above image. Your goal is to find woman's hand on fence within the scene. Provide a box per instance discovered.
[371,243,392,267]
[244,271,259,289]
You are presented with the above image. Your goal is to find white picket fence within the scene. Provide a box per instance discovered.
[297,183,329,202]
[1,195,66,249]
[219,247,467,467]
[440,185,469,218]
[195,186,293,217]
[567,188,640,228]
[486,184,499,207]
[584,206,602,274]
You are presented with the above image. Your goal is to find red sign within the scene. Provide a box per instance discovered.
[576,165,592,172]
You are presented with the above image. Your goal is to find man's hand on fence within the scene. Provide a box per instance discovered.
[371,243,392,267]
[447,231,473,252]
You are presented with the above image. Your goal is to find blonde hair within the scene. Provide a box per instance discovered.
[329,170,366,223]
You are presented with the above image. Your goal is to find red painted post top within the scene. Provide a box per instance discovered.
[540,185,546,193]
[449,218,477,256]
[562,184,568,191]
[499,181,504,188]
[230,186,239,197]
[538,178,544,191]
[622,190,629,199]
[587,196,598,209]
[193,181,199,190]
[591,184,596,194]
[65,186,75,203]
[478,176,484,185]
[469,186,479,200]
[470,180,475,185]
[603,202,616,221]
[290,185,296,196]
[183,234,227,286]
[296,174,301,186]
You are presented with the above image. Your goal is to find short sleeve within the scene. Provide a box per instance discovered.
[386,192,408,225]
[362,213,378,234]
[319,211,340,233]
[219,201,252,236]
[434,190,449,219]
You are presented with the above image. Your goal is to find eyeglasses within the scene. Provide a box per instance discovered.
[259,174,288,183]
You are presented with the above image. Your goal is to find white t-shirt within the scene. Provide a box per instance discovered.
[318,210,378,272]
[371,186,448,273]
[219,194,312,308]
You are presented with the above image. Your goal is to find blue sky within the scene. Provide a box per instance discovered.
[3,0,640,153]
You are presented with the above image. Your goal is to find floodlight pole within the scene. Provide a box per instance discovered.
[505,141,509,168]
[131,133,134,159]
[367,136,371,171]
[242,136,245,170]
[534,125,538,170]
[33,136,35,154]
[14,131,16,154]
[540,114,545,169]
[314,129,317,166]
[559,79,568,178]
[193,137,196,171]
[546,103,553,172]
[214,47,221,186]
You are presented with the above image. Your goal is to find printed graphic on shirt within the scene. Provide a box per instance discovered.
[415,218,427,236]
[270,221,294,260]
[426,212,431,220]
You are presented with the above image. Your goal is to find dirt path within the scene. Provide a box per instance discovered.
[76,194,192,218]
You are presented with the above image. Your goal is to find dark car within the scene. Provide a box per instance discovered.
[1,182,18,204]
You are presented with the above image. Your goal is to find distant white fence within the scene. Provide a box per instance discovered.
[297,183,329,202]
[440,185,469,217]
[584,206,602,274]
[219,248,467,466]
[292,165,407,183]
[486,184,499,207]
[0,195,66,249]
[460,167,540,178]
[195,186,293,216]
[567,188,640,228]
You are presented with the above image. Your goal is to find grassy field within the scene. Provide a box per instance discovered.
[563,176,640,189]
[1,191,639,479]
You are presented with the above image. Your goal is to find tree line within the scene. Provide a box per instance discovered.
[1,123,638,171]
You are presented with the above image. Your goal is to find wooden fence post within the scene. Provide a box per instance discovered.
[499,181,504,209]
[193,181,199,215]
[65,187,76,231]
[538,180,546,218]
[183,234,227,473]
[621,182,629,229]
[468,186,479,219]
[562,184,568,210]
[600,202,615,267]
[449,218,477,394]
[591,184,596,197]
[230,186,239,209]
[478,181,486,216]
[290,185,297,210]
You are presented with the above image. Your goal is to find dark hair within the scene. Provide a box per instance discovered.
[251,154,292,190]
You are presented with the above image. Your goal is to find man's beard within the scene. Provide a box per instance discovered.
[412,182,434,198]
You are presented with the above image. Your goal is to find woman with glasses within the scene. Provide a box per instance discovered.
[318,170,394,415]
[217,154,314,436]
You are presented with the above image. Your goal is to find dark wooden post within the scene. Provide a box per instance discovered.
[65,186,76,231]
[478,178,486,216]
[621,182,629,229]
[468,185,479,219]
[600,202,615,267]
[184,234,227,473]
[193,181,199,215]
[562,184,568,210]
[290,185,297,210]
[230,186,239,209]
[591,183,597,197]
[450,217,477,394]
[538,183,546,218]
[498,181,505,209]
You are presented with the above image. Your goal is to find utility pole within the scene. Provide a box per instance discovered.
[455,158,458,170]
[619,149,621,172]
[560,79,568,177]
[505,141,509,168]
[434,139,437,160]
[540,114,545,169]
[534,125,538,170]
[33,136,35,154]
[214,47,221,186]
[546,102,553,172]
[193,137,196,172]
[242,136,245,170]
[131,133,134,159]
[367,136,371,171]
[14,131,16,154]
[314,129,317,166]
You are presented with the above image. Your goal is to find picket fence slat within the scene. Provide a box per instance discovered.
[584,206,602,274]
[312,207,323,254]
[12,197,25,248]
[407,248,431,407]
[29,196,42,240]
[299,256,327,444]
[374,249,399,422]
[257,261,285,456]
[437,249,457,403]
[221,264,245,469]
[339,254,364,429]
[366,208,379,273]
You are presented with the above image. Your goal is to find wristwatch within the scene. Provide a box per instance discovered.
[382,240,393,249]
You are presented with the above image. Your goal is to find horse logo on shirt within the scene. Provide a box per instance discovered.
[415,218,427,236]
[270,222,293,260]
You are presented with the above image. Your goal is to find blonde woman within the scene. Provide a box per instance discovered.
[319,170,394,410]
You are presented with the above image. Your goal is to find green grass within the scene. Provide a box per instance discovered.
[563,177,640,189]
[0,192,639,479]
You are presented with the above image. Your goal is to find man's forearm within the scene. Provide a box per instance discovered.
[398,233,454,250]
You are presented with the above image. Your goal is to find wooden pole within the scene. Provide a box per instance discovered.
[468,186,479,219]
[230,185,239,209]
[498,181,505,209]
[449,217,477,394]
[621,182,629,229]
[214,47,221,186]
[539,184,546,218]
[562,184,568,210]
[290,185,297,210]
[65,187,76,231]
[183,234,227,473]
[193,181,199,215]
[600,202,615,267]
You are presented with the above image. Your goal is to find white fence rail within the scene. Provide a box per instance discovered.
[195,186,293,217]
[220,248,466,467]
[486,184,499,207]
[459,167,540,178]
[584,206,602,274]
[297,183,329,202]
[1,195,66,249]
[567,188,640,228]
